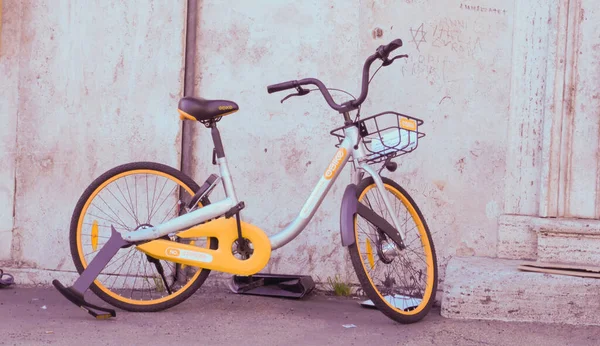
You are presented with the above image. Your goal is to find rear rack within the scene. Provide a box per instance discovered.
[330,111,425,164]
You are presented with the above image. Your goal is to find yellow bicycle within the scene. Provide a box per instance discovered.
[53,38,438,324]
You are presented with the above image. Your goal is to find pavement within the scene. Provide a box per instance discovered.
[1,284,599,346]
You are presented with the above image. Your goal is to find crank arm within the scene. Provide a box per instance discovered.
[52,225,132,319]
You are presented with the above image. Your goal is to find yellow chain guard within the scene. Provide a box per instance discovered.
[135,217,271,276]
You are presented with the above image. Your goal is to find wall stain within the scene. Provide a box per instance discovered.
[455,157,466,173]
[433,180,446,191]
[480,296,493,304]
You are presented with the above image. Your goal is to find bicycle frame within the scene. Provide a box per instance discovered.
[121,119,405,250]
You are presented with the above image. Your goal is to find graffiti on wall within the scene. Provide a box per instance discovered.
[396,2,510,89]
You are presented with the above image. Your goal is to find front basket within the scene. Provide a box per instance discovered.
[330,111,425,164]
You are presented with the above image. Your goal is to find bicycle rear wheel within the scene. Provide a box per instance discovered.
[69,161,217,312]
[348,176,438,324]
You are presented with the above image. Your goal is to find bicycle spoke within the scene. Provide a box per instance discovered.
[113,181,140,225]
[391,262,426,301]
[82,221,127,233]
[123,176,141,225]
[87,209,130,231]
[108,248,136,291]
[145,174,150,224]
[147,175,163,224]
[105,185,139,226]
[96,196,131,230]
[131,253,141,298]
[102,249,131,271]
[158,200,181,225]
[121,249,139,290]
[399,246,429,266]
[357,223,379,245]
[148,184,177,223]
[134,176,139,224]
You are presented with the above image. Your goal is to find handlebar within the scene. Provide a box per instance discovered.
[377,39,403,60]
[267,77,347,111]
[267,80,299,94]
[267,38,404,113]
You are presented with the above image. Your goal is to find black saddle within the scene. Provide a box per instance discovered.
[178,97,239,122]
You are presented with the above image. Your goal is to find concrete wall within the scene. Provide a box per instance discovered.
[0,0,188,269]
[359,0,514,284]
[441,1,600,325]
[190,0,514,287]
[498,0,600,264]
[4,0,596,297]
[190,0,362,283]
[0,0,18,260]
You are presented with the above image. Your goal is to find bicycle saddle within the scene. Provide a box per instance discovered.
[0,269,14,288]
[178,97,239,122]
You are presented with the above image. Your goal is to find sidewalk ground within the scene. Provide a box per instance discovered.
[1,285,598,345]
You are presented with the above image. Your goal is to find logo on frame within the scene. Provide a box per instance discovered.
[324,148,347,180]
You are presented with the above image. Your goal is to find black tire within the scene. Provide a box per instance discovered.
[69,161,217,312]
[348,176,438,324]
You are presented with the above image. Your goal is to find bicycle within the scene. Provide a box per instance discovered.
[53,38,438,324]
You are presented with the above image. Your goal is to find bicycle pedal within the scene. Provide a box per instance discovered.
[87,309,115,320]
[52,279,116,320]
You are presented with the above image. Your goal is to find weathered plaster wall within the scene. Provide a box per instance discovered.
[191,0,362,283]
[191,0,514,287]
[564,0,600,219]
[0,0,20,260]
[359,0,514,284]
[498,0,600,262]
[5,0,188,269]
[504,0,600,220]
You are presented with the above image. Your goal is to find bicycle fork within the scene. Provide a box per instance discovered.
[340,160,406,252]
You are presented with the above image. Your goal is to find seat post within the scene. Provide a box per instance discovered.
[209,122,239,202]
[210,122,226,159]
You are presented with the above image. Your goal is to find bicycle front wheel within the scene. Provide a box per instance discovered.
[69,161,217,312]
[348,176,438,324]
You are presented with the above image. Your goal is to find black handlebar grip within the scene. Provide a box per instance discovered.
[267,80,298,94]
[377,38,403,59]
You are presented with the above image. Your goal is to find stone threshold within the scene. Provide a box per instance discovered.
[441,256,600,326]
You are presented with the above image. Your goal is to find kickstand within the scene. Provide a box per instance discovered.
[52,280,116,319]
[52,225,131,319]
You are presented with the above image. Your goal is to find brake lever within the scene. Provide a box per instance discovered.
[382,54,409,66]
[280,86,310,103]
